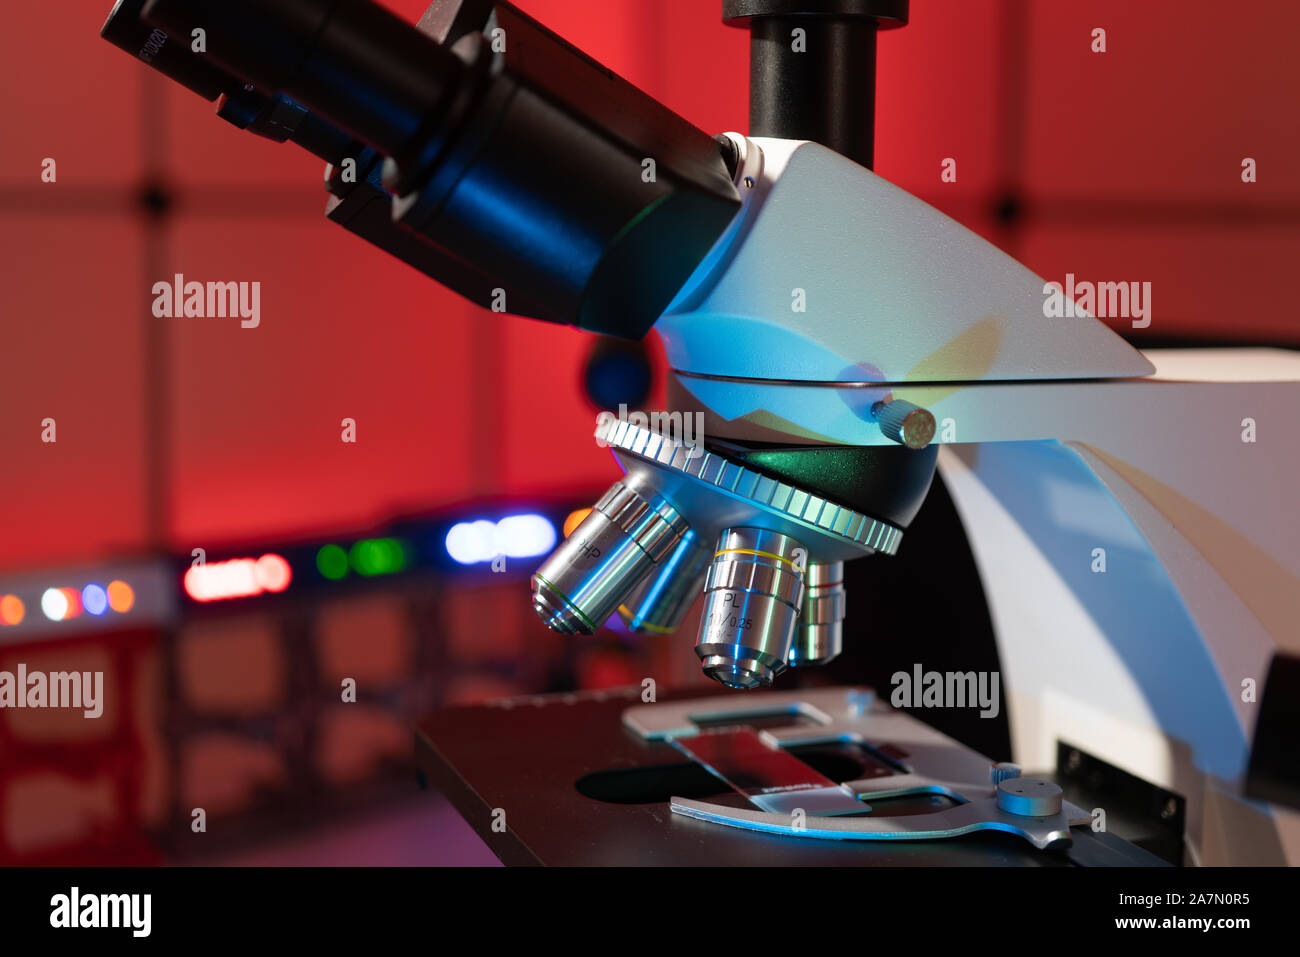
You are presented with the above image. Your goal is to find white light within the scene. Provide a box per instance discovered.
[41,587,69,622]
[495,513,557,558]
[445,514,558,565]
[445,520,497,565]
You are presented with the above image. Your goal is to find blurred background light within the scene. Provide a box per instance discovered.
[255,553,292,592]
[107,579,135,613]
[316,543,349,580]
[41,587,69,621]
[0,594,23,626]
[81,583,109,616]
[582,336,653,412]
[185,554,291,602]
[562,508,592,538]
[445,514,556,565]
[60,587,83,618]
[495,514,557,558]
[349,538,408,577]
[445,520,499,565]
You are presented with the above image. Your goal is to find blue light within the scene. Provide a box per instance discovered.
[81,583,109,616]
[584,347,651,410]
[444,513,558,565]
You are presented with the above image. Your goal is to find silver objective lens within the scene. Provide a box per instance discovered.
[786,561,845,667]
[618,529,710,635]
[695,528,807,690]
[531,479,688,635]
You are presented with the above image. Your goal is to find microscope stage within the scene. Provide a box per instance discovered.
[415,685,1167,866]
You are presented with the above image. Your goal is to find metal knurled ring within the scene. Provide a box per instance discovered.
[594,417,904,557]
[593,479,688,561]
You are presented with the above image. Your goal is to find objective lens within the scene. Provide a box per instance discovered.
[618,529,710,635]
[786,562,845,667]
[694,528,807,690]
[531,479,688,635]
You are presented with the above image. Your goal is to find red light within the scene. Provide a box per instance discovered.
[59,587,83,619]
[184,554,292,602]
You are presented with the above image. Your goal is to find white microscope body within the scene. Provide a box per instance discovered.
[654,136,1300,866]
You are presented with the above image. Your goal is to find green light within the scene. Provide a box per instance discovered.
[316,544,349,580]
[348,537,409,577]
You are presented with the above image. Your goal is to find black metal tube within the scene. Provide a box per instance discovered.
[107,0,361,164]
[142,0,467,170]
[724,0,908,170]
[102,0,234,101]
[749,16,878,168]
[122,0,742,338]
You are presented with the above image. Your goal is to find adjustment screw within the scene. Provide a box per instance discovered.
[871,398,936,450]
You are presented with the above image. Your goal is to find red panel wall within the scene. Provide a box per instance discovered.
[2,0,1298,571]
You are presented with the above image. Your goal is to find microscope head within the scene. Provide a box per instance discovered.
[528,130,1153,689]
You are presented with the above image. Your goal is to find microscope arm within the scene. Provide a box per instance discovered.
[655,139,1300,858]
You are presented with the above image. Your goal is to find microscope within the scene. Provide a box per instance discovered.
[102,0,1300,866]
